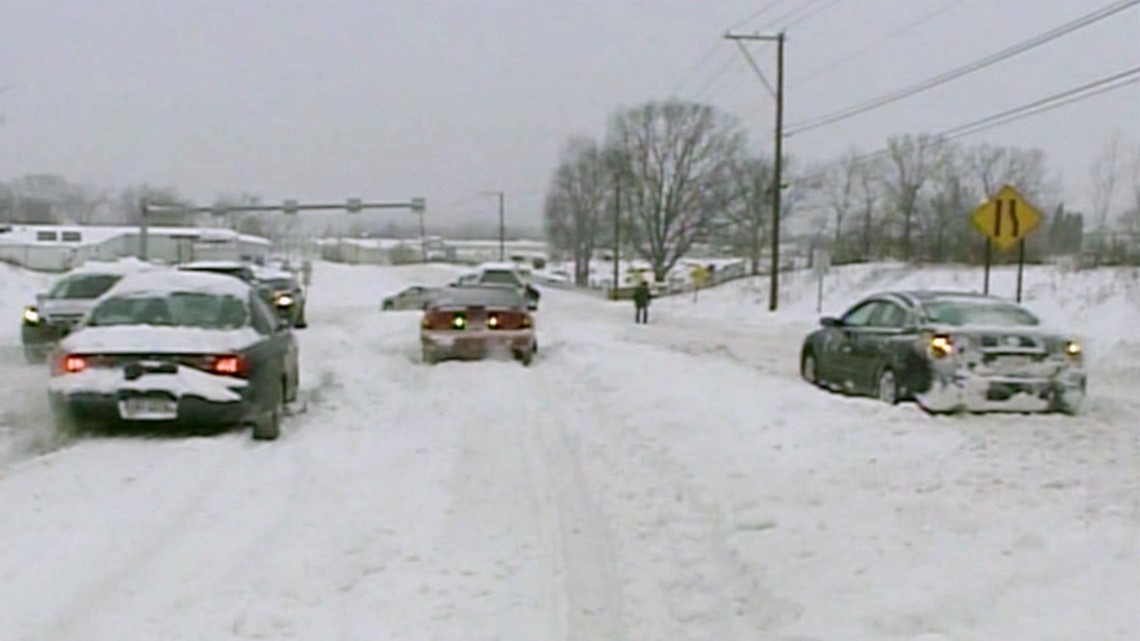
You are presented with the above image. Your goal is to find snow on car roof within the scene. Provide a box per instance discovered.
[104,270,252,298]
[66,258,164,277]
[178,260,249,270]
[477,262,523,271]
[434,285,525,308]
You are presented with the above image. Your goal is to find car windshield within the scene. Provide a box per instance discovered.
[481,270,520,285]
[436,286,524,309]
[46,274,121,300]
[923,299,1040,327]
[87,292,249,329]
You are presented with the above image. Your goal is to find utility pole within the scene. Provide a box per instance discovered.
[612,172,621,299]
[725,30,786,311]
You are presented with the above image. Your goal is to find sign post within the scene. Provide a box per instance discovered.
[970,185,1042,301]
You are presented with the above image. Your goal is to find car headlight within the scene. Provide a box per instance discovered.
[22,307,41,324]
[1064,340,1082,358]
[275,294,295,308]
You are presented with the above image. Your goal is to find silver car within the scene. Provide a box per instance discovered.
[382,285,439,311]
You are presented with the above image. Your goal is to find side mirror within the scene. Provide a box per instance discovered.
[527,300,538,311]
[820,316,843,328]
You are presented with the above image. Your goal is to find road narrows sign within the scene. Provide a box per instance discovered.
[971,184,1042,251]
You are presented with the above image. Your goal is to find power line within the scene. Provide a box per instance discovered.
[787,0,1140,135]
[792,65,1140,185]
[798,0,973,85]
[727,0,795,32]
[670,0,790,98]
[941,67,1140,139]
[782,0,843,30]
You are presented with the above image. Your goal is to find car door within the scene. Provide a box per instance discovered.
[849,301,908,394]
[247,293,294,407]
[822,300,883,388]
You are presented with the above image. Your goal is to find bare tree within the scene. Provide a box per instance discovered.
[722,154,772,275]
[855,154,884,261]
[826,149,861,261]
[1090,130,1122,235]
[606,100,744,280]
[542,136,609,286]
[881,133,946,260]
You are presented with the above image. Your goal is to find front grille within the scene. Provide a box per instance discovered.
[979,334,1040,350]
[46,314,84,326]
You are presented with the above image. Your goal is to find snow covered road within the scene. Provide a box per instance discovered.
[0,262,1136,640]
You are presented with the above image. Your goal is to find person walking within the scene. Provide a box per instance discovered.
[633,280,651,324]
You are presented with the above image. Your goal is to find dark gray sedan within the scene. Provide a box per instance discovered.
[800,290,1086,414]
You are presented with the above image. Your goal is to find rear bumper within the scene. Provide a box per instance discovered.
[48,380,256,430]
[421,329,534,359]
[916,367,1086,413]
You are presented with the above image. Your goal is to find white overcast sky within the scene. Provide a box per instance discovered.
[1,0,1137,226]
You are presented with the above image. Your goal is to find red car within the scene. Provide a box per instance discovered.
[420,285,537,365]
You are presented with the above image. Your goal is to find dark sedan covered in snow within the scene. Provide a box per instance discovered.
[47,270,300,440]
[800,290,1086,414]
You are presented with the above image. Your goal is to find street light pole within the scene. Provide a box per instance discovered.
[498,191,505,262]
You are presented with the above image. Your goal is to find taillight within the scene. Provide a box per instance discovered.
[451,313,467,330]
[59,355,87,374]
[208,354,247,377]
[487,314,500,329]
[521,314,532,328]
[421,316,432,329]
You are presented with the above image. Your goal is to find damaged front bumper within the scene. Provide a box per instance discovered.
[916,365,1086,414]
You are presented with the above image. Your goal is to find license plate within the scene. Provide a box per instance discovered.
[118,397,178,420]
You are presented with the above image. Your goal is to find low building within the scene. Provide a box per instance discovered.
[0,224,270,272]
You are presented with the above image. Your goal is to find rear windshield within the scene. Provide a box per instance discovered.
[261,277,297,290]
[923,300,1040,327]
[436,286,524,309]
[87,293,249,329]
[47,274,121,300]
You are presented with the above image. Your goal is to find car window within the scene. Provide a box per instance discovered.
[249,292,276,335]
[47,274,121,299]
[871,302,907,328]
[923,300,1040,327]
[841,301,881,327]
[88,292,248,329]
[480,271,519,286]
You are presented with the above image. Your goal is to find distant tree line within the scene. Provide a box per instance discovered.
[542,99,1140,286]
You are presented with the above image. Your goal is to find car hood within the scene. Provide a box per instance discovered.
[59,326,262,355]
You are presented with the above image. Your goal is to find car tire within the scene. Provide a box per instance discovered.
[382,301,394,311]
[519,349,534,367]
[1051,379,1086,416]
[252,381,284,441]
[801,349,821,386]
[876,368,900,405]
[422,346,437,365]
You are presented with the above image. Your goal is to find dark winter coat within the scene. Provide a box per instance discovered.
[633,283,652,307]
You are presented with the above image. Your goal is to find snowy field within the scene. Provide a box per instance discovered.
[0,260,1137,640]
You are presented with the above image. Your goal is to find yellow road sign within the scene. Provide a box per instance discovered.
[691,265,709,287]
[971,184,1042,251]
